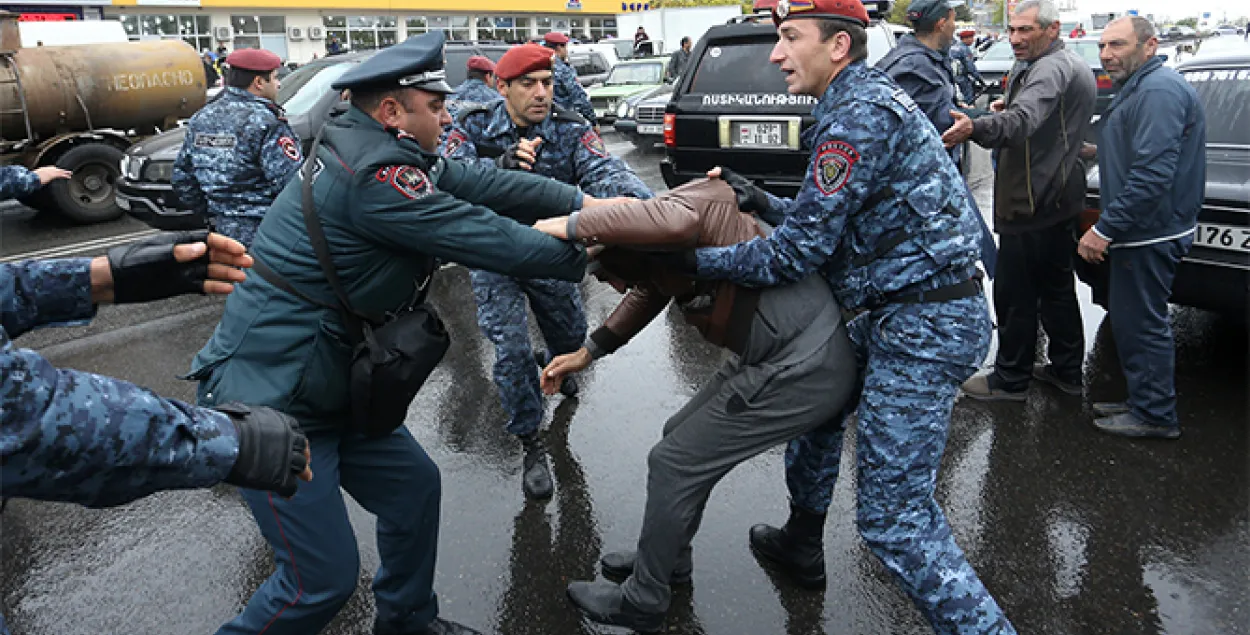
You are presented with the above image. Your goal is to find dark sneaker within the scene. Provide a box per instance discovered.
[1092,401,1131,417]
[1093,412,1181,439]
[961,373,1027,402]
[1032,364,1083,396]
[600,549,692,585]
[375,617,482,635]
[520,434,553,500]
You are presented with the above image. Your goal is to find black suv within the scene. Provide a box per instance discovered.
[117,42,510,230]
[660,2,896,196]
[1077,51,1250,318]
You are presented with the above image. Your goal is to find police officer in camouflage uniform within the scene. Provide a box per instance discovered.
[189,32,609,635]
[542,31,598,127]
[690,0,1016,631]
[447,55,501,120]
[173,48,303,246]
[951,29,985,104]
[444,43,651,501]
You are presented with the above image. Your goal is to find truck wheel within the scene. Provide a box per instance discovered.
[45,143,126,224]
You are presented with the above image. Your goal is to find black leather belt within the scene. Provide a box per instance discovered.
[881,278,982,307]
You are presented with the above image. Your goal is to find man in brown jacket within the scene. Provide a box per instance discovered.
[531,178,857,632]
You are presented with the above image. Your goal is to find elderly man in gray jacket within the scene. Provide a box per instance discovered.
[943,0,1095,402]
[1076,17,1205,439]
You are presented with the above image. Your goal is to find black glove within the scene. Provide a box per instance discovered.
[216,403,309,498]
[717,167,771,215]
[106,230,212,304]
[495,142,533,171]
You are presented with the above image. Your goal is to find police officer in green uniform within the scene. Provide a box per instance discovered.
[189,31,609,635]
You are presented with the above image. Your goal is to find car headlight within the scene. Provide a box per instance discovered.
[144,161,173,183]
[617,101,631,118]
[122,155,145,181]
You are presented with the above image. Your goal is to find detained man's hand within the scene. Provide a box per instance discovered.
[541,348,593,395]
[533,216,569,240]
[942,110,975,148]
[1077,228,1111,264]
[989,98,1006,113]
[92,230,253,303]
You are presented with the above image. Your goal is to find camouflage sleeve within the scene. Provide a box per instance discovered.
[759,191,794,226]
[0,259,97,338]
[571,128,654,200]
[172,137,208,214]
[695,102,896,287]
[0,165,42,201]
[557,64,597,123]
[441,121,497,172]
[0,331,240,508]
[258,122,303,189]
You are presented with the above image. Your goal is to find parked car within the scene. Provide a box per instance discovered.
[612,84,675,147]
[1195,35,1250,59]
[659,4,897,196]
[974,39,1016,99]
[570,42,623,72]
[1063,37,1116,115]
[569,50,612,87]
[586,56,670,124]
[1076,51,1250,318]
[118,42,512,230]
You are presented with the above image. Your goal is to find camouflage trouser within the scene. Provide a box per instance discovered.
[785,294,1017,634]
[210,215,263,248]
[469,269,587,437]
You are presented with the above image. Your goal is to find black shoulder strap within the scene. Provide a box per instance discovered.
[550,102,588,125]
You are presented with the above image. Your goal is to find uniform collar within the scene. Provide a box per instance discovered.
[814,61,870,122]
[224,86,281,110]
[899,34,950,61]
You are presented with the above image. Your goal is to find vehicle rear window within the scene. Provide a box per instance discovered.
[445,50,471,87]
[689,39,788,93]
[606,61,664,85]
[283,63,353,116]
[1183,68,1250,146]
[981,40,1015,61]
[1066,40,1102,66]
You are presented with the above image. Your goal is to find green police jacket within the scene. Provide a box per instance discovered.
[189,106,587,434]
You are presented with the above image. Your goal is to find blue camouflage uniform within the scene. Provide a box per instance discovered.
[552,56,597,123]
[695,61,1016,634]
[444,100,651,438]
[875,33,997,275]
[950,39,984,104]
[172,87,304,245]
[0,165,41,199]
[1,259,240,509]
[447,77,501,120]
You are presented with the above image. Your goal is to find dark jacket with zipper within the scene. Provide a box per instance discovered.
[971,40,1096,234]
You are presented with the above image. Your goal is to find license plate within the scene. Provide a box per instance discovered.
[637,124,663,134]
[733,121,785,148]
[1194,223,1250,253]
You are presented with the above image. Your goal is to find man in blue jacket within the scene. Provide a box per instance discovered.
[1077,16,1205,440]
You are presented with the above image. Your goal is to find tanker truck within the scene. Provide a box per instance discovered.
[0,11,207,223]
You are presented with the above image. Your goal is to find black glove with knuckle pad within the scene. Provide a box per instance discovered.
[215,403,309,498]
[106,230,212,304]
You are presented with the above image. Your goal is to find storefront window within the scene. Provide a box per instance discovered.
[588,17,618,41]
[322,15,398,52]
[426,15,470,41]
[232,15,288,60]
[115,14,212,54]
[475,16,529,42]
[535,16,571,35]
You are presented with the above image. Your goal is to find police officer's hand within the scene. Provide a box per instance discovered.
[215,403,313,498]
[706,166,770,215]
[942,111,975,149]
[541,348,592,395]
[34,166,71,185]
[533,216,569,240]
[93,230,254,304]
[498,137,543,171]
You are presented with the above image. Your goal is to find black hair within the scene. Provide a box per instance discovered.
[225,67,271,90]
[467,69,491,82]
[350,86,421,113]
[816,18,868,62]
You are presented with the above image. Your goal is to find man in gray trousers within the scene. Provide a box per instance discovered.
[530,178,858,633]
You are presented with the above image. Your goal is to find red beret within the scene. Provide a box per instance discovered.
[467,55,496,73]
[494,44,554,81]
[771,0,870,28]
[543,31,570,45]
[959,29,976,37]
[225,48,282,72]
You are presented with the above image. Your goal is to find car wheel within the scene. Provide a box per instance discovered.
[43,143,126,224]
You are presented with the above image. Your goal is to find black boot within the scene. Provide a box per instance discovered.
[748,504,827,588]
[567,579,665,633]
[534,349,579,397]
[374,617,482,635]
[600,549,693,585]
[520,432,553,500]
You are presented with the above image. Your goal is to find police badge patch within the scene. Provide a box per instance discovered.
[389,166,433,200]
[443,130,467,157]
[812,140,859,195]
[278,136,301,161]
[581,130,608,158]
[194,133,236,148]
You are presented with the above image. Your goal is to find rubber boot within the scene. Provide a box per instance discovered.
[520,432,553,500]
[748,503,827,588]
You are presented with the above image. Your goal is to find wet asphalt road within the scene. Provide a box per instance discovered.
[1,134,1247,635]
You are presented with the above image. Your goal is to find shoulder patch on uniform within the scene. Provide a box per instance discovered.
[194,133,236,148]
[581,130,608,158]
[388,166,433,200]
[812,140,859,196]
[891,88,919,112]
[278,136,301,161]
[443,130,467,157]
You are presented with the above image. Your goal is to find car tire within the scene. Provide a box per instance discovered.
[42,143,126,224]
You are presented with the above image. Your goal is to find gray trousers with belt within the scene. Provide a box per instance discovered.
[620,274,858,613]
